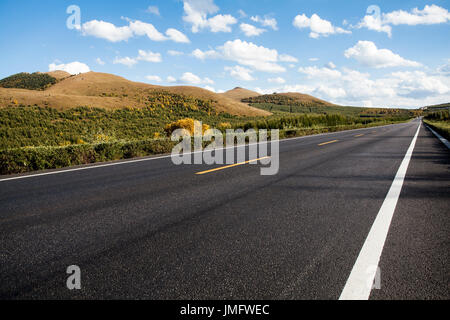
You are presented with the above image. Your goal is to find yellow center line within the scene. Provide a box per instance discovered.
[196,156,271,175]
[355,134,364,137]
[318,140,339,146]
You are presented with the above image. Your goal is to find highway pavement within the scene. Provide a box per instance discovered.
[0,119,448,299]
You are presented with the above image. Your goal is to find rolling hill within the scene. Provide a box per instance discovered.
[0,71,270,116]
[278,92,336,106]
[221,87,261,102]
[45,70,71,80]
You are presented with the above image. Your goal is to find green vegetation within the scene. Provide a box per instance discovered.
[248,102,368,116]
[243,94,415,118]
[0,140,175,175]
[236,113,411,131]
[0,72,57,90]
[243,94,330,107]
[423,110,450,140]
[0,89,414,174]
[424,102,450,110]
[0,91,231,150]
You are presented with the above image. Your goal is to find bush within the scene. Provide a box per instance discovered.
[164,118,210,135]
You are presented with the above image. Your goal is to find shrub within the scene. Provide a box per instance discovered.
[164,118,210,135]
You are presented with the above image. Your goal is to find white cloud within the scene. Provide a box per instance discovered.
[48,61,90,74]
[146,75,162,82]
[384,4,450,26]
[357,14,392,37]
[192,48,219,60]
[224,65,255,81]
[293,13,351,38]
[113,56,138,67]
[250,16,278,30]
[253,87,265,94]
[96,58,105,65]
[325,61,336,69]
[167,76,177,83]
[316,85,347,99]
[128,20,167,41]
[256,65,450,108]
[203,77,214,84]
[279,54,298,63]
[357,5,450,37]
[146,6,160,16]
[438,59,450,75]
[309,57,319,62]
[165,28,190,43]
[180,72,202,84]
[203,85,217,92]
[344,40,421,68]
[240,23,266,37]
[82,20,133,42]
[338,68,394,100]
[136,50,162,63]
[182,0,237,33]
[168,50,184,56]
[268,77,286,84]
[179,72,215,85]
[390,71,449,97]
[298,66,342,79]
[182,0,218,32]
[192,40,296,73]
[81,19,189,43]
[238,9,247,18]
[220,39,286,73]
[207,14,238,32]
[113,50,162,67]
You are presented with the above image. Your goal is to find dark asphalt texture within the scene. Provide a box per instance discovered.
[0,119,448,299]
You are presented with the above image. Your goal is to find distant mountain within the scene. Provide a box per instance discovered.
[0,71,270,116]
[221,87,261,102]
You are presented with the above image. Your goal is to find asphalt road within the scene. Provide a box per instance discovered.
[0,119,448,299]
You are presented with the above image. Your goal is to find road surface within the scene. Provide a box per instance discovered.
[0,119,448,299]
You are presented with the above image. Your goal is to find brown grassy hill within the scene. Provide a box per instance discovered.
[278,92,336,106]
[44,70,71,80]
[0,71,270,116]
[222,87,261,102]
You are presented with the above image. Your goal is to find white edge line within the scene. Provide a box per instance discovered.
[0,122,405,182]
[425,124,450,149]
[339,122,421,300]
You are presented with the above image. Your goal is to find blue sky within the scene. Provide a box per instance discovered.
[1,0,449,108]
